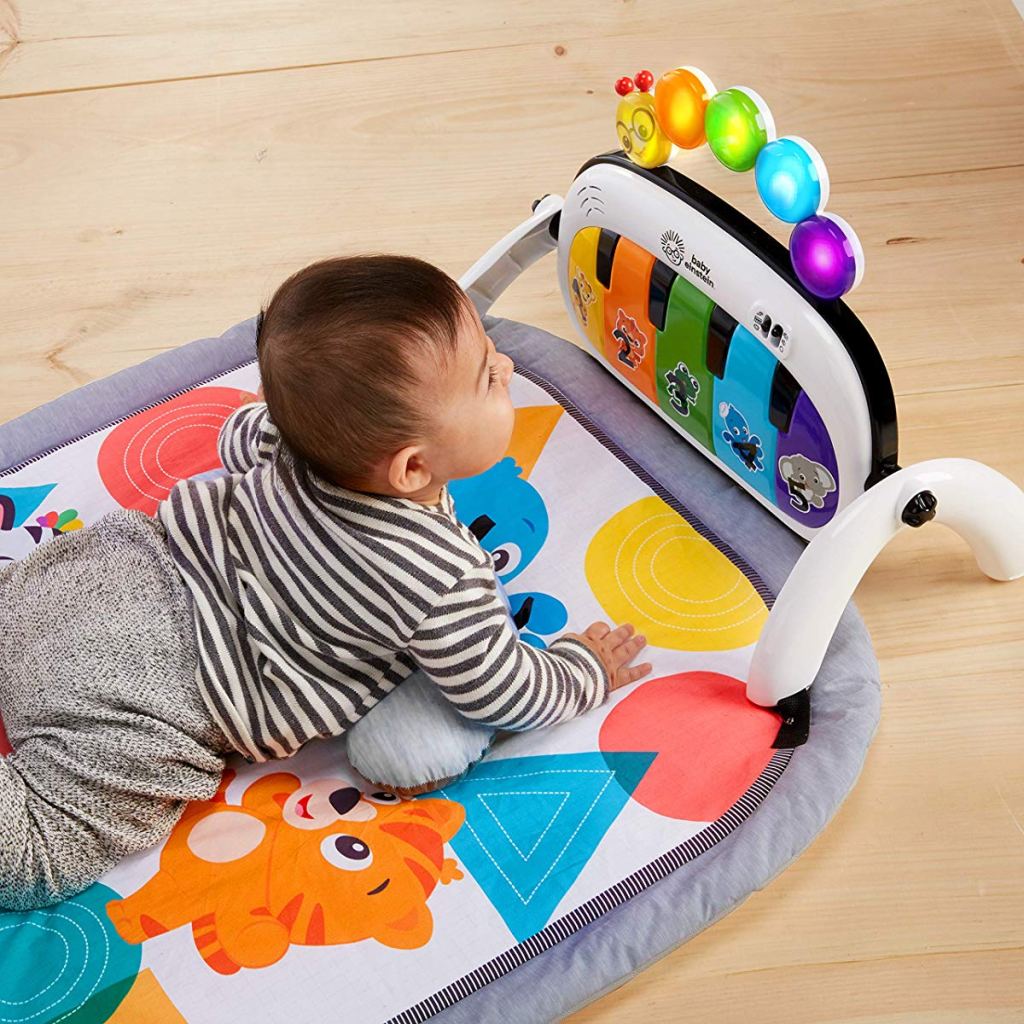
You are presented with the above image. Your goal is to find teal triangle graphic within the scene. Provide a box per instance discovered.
[0,484,56,529]
[422,751,656,942]
[478,791,569,860]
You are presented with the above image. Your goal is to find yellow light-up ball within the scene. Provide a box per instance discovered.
[616,91,674,169]
[654,66,716,150]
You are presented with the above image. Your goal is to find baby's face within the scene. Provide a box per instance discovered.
[426,301,515,484]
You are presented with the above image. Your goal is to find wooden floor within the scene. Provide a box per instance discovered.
[2,1,1022,1020]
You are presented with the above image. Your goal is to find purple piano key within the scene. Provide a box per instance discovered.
[774,390,840,527]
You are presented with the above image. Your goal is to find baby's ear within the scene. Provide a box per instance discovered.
[387,445,432,495]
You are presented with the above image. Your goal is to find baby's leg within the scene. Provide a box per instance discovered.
[0,509,228,911]
[346,669,499,798]
[0,744,117,909]
[0,732,225,911]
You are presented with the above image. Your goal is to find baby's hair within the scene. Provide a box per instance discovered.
[254,307,266,349]
[256,253,471,488]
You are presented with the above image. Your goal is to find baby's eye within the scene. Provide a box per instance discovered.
[487,364,500,391]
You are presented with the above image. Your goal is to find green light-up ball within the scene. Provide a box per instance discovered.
[705,87,775,172]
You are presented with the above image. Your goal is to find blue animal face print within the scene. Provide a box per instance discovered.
[451,456,569,648]
[449,457,548,584]
[507,592,569,650]
[719,403,764,473]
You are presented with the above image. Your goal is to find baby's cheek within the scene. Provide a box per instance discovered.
[497,396,516,446]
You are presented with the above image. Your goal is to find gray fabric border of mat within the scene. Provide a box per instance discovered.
[0,318,259,476]
[0,314,881,1023]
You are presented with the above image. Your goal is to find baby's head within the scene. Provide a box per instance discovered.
[257,254,515,501]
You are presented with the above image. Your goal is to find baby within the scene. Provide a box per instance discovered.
[0,254,651,912]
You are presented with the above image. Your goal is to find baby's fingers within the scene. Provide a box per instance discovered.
[614,662,653,687]
[605,622,635,646]
[612,633,647,664]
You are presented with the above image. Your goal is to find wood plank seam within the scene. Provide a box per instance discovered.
[0,37,535,101]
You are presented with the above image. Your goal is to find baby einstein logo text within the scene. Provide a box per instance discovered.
[685,253,715,289]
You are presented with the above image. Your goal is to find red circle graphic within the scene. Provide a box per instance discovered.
[98,386,257,515]
[599,671,780,821]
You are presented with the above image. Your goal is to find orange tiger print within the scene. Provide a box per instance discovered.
[106,770,466,972]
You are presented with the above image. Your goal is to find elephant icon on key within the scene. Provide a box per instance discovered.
[778,453,837,512]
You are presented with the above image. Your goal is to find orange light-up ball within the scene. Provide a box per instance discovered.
[654,66,716,150]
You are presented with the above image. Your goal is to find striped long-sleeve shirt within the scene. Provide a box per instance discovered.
[157,402,608,763]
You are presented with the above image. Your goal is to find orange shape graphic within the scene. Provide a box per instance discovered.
[106,770,466,972]
[106,969,188,1023]
[505,404,563,479]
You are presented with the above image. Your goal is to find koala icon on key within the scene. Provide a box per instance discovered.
[778,453,837,512]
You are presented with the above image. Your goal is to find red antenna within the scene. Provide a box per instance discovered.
[634,69,654,92]
[614,76,634,96]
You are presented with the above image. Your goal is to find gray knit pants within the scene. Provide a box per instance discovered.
[0,509,230,911]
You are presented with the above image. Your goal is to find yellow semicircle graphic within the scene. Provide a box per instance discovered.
[585,496,768,651]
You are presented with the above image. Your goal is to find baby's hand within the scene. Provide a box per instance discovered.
[564,621,651,692]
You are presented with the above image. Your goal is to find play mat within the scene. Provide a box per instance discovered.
[0,314,884,1023]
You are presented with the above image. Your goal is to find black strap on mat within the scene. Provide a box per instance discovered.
[771,688,811,748]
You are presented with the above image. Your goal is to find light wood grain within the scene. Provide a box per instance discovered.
[1,6,1022,422]
[1,2,1022,1021]
[4,0,1018,100]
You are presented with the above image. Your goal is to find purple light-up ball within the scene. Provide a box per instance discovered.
[789,213,863,300]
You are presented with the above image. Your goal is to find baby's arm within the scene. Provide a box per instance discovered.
[218,400,278,474]
[408,564,621,731]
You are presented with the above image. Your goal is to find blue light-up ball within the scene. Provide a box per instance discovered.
[755,136,829,223]
[790,213,864,300]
